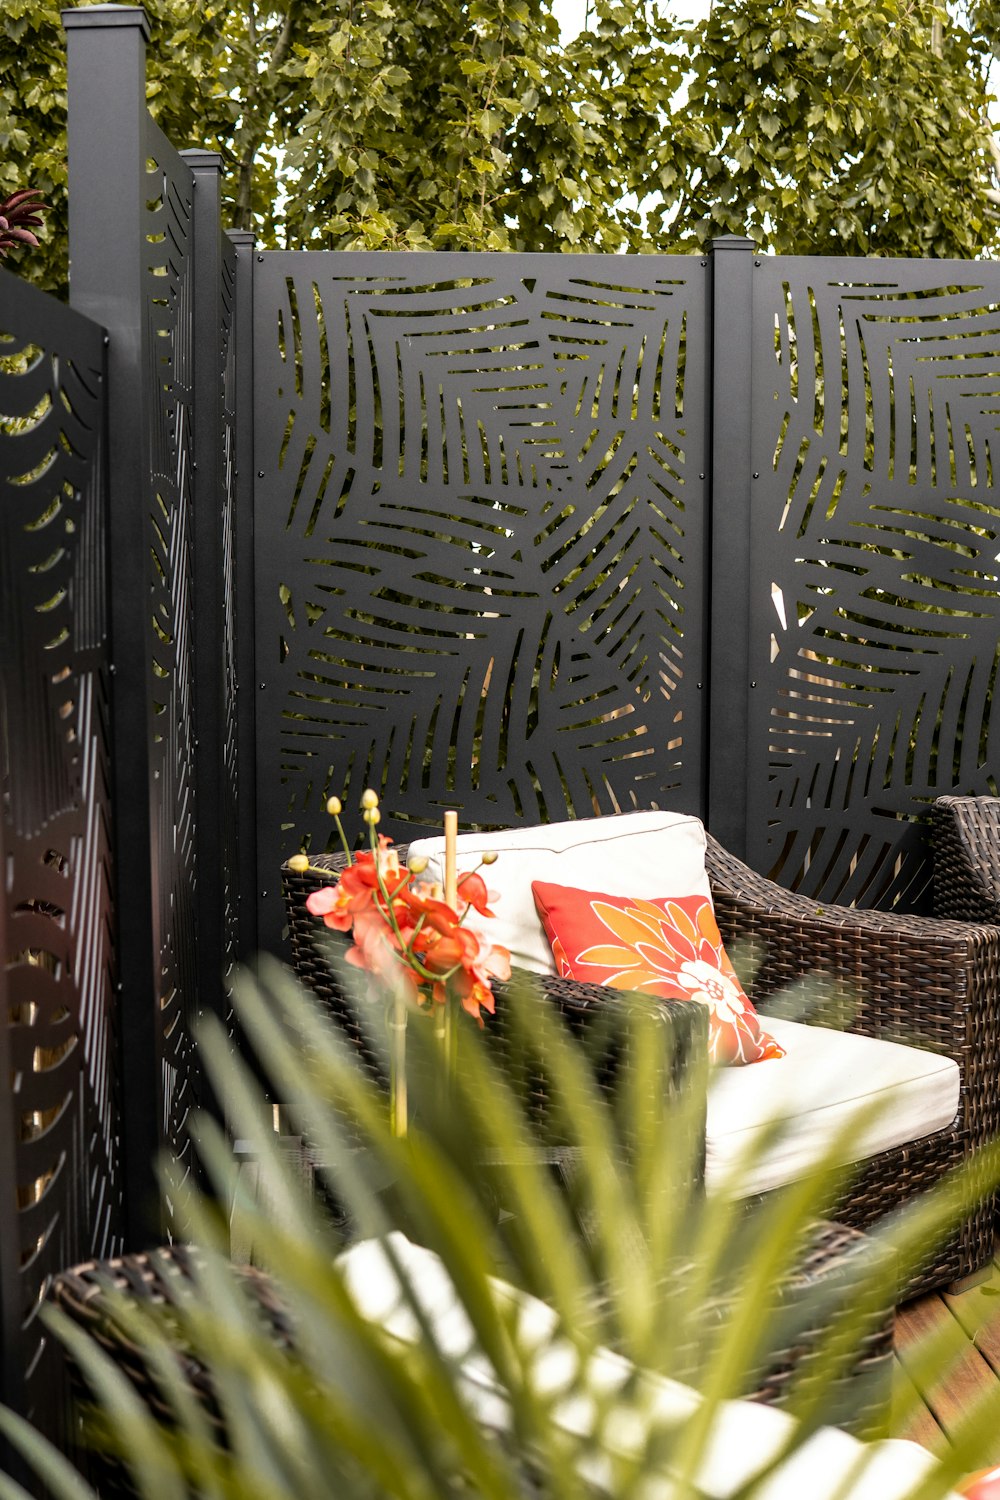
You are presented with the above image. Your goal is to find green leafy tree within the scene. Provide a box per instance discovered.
[672,0,1000,256]
[2,0,1000,297]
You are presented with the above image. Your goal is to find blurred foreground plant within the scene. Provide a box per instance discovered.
[2,960,1000,1498]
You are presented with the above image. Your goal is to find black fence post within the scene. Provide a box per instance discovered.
[62,3,161,1246]
[707,235,756,859]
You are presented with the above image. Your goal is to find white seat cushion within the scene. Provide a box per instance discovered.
[335,1233,961,1500]
[407,811,710,975]
[706,1015,960,1197]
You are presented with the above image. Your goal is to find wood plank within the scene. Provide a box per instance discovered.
[944,1260,1000,1373]
[895,1296,1000,1464]
[889,1353,948,1452]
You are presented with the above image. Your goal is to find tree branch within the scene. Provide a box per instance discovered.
[236,0,298,231]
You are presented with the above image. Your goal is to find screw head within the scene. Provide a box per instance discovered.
[752,471,760,479]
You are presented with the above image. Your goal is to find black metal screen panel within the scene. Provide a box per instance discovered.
[219,234,242,1014]
[143,121,200,1170]
[0,267,120,1423]
[746,259,1000,908]
[253,252,709,950]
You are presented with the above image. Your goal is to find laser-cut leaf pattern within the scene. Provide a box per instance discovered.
[144,125,199,1177]
[750,262,1000,908]
[220,235,240,1007]
[254,254,708,945]
[0,266,120,1427]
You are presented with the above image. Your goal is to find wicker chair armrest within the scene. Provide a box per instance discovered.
[705,834,1000,1070]
[932,795,1000,925]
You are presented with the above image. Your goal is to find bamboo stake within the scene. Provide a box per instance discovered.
[389,989,408,1138]
[442,810,459,1080]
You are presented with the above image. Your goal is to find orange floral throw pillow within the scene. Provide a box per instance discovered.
[531,882,784,1067]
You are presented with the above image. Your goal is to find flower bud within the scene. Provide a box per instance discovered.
[363,807,381,825]
[407,854,429,874]
[288,853,310,873]
[361,788,380,811]
[326,796,342,816]
[481,850,499,865]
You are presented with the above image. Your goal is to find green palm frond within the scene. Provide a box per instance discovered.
[4,958,1000,1498]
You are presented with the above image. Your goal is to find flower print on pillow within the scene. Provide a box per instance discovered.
[531,883,784,1066]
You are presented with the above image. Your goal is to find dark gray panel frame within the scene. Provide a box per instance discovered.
[65,3,202,1236]
[253,252,710,953]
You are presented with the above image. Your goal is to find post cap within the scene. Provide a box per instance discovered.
[709,236,757,253]
[180,150,224,174]
[62,5,151,40]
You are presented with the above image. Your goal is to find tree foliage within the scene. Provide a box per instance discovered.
[679,0,1000,257]
[2,0,999,294]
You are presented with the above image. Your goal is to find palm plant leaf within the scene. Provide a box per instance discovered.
[5,958,1000,1498]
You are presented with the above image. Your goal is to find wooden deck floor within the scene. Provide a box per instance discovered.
[892,1252,1000,1460]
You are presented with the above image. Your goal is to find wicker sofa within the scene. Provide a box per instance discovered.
[282,814,1000,1300]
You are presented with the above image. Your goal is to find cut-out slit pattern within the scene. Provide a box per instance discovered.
[253,255,709,926]
[143,121,199,1184]
[0,269,120,1427]
[752,262,1000,909]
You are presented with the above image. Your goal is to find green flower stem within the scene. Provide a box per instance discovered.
[365,821,466,995]
[330,809,354,865]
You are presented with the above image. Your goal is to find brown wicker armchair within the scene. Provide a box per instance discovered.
[704,836,1000,1297]
[282,832,1000,1301]
[932,795,1000,927]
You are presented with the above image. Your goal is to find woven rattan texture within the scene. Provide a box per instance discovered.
[932,796,1000,926]
[706,834,1000,1297]
[50,1247,290,1496]
[50,1223,892,1494]
[283,837,1000,1299]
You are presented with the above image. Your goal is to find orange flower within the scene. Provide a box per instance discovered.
[456,871,496,917]
[305,839,407,930]
[307,838,506,1026]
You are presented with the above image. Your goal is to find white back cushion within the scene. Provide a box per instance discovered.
[407,810,710,975]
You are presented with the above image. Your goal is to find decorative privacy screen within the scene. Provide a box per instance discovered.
[143,122,200,1179]
[0,269,120,1423]
[219,234,241,1005]
[253,253,709,949]
[747,260,1000,908]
